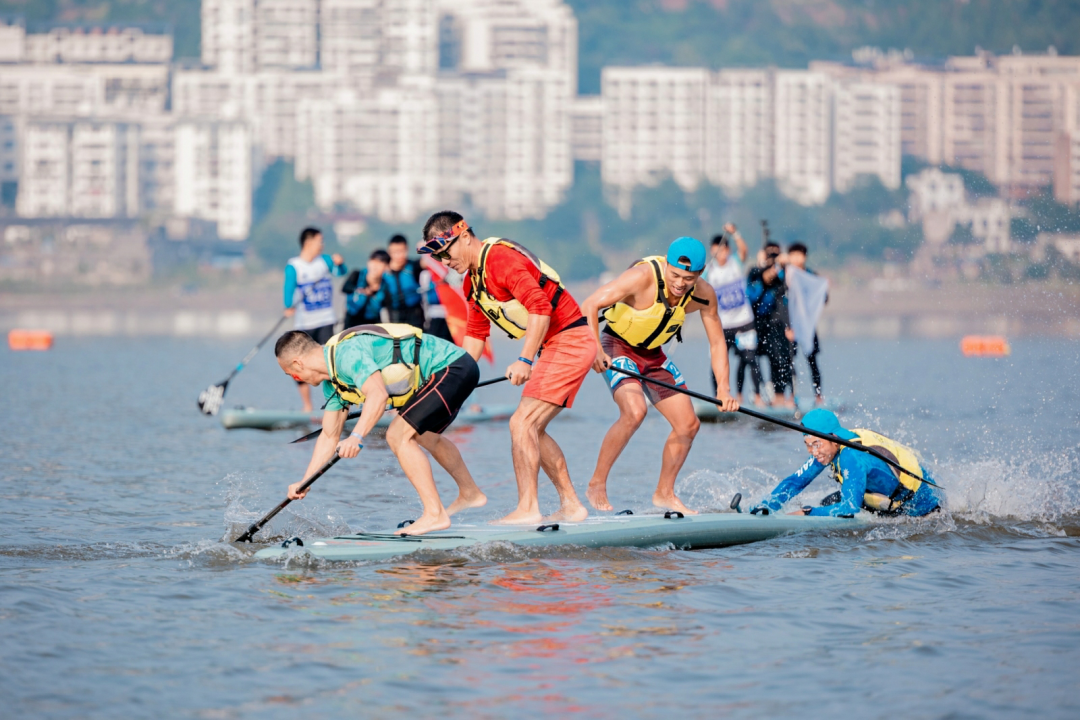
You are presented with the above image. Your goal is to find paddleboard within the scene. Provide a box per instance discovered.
[693,397,841,423]
[253,512,866,561]
[221,403,518,431]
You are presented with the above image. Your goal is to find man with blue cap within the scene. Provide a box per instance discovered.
[751,409,942,517]
[580,237,740,515]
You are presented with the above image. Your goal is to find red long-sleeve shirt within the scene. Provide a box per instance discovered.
[463,244,584,344]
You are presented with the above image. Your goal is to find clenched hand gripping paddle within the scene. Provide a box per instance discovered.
[234,453,342,543]
[198,314,290,416]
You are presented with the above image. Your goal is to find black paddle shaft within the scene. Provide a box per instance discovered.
[608,366,941,489]
[199,314,290,415]
[224,313,290,385]
[290,376,509,444]
[235,453,342,543]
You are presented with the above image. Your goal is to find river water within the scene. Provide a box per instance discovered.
[2,335,1078,718]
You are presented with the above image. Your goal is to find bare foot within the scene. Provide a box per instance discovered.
[652,492,699,515]
[586,481,614,512]
[396,511,451,535]
[446,492,487,516]
[491,508,544,525]
[544,501,588,523]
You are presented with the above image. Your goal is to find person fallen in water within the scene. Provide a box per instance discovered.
[581,236,739,515]
[274,325,487,535]
[750,409,941,517]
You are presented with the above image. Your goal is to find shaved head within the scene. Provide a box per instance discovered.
[274,330,320,362]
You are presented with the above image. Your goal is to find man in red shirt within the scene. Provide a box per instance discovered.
[419,211,592,525]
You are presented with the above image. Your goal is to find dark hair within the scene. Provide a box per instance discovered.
[764,241,781,254]
[274,330,320,359]
[388,234,408,246]
[787,242,808,255]
[298,227,322,249]
[422,210,465,242]
[711,234,729,247]
[370,249,391,263]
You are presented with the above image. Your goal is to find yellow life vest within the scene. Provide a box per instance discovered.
[830,429,925,513]
[325,324,424,409]
[603,256,700,350]
[468,238,566,340]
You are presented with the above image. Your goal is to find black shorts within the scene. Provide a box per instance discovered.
[295,324,336,384]
[398,353,480,435]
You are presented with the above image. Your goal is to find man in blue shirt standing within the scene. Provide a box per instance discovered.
[383,235,425,328]
[342,250,389,327]
[751,409,941,517]
[283,227,346,411]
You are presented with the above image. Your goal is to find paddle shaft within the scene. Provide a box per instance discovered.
[224,313,290,384]
[236,453,342,543]
[608,365,940,489]
[290,375,509,444]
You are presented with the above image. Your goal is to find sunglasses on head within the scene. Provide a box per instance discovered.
[420,220,469,257]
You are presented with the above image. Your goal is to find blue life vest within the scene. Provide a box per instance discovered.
[383,261,423,310]
[345,269,386,323]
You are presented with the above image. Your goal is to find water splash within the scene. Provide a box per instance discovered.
[217,470,353,544]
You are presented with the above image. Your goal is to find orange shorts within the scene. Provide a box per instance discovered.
[523,324,595,409]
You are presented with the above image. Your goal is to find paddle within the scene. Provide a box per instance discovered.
[289,375,510,444]
[198,313,290,416]
[608,366,941,489]
[234,453,342,543]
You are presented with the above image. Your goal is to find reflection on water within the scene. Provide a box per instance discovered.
[1,337,1079,718]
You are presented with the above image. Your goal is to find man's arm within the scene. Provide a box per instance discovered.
[289,408,348,499]
[806,453,864,517]
[334,372,389,457]
[751,457,826,513]
[580,265,651,373]
[283,264,297,316]
[322,253,347,276]
[693,279,738,411]
[725,223,748,264]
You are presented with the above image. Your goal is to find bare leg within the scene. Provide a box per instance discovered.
[586,383,648,511]
[385,417,450,535]
[494,397,579,525]
[298,383,313,413]
[537,423,588,522]
[417,432,487,515]
[650,393,701,515]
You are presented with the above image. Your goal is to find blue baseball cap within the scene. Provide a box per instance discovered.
[667,237,706,273]
[801,409,857,440]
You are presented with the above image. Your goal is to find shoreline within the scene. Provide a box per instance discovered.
[2,280,1079,339]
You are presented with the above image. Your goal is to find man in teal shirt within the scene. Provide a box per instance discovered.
[274,324,487,535]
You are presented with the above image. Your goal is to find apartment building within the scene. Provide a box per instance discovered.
[254,0,319,69]
[601,66,709,212]
[0,64,169,117]
[832,81,901,193]
[570,95,602,162]
[296,79,439,222]
[174,121,253,240]
[23,26,173,64]
[706,69,773,193]
[773,71,833,206]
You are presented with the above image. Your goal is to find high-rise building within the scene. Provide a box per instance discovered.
[23,26,173,64]
[320,0,382,76]
[832,81,901,193]
[601,66,709,215]
[254,0,319,69]
[773,71,833,205]
[706,69,774,194]
[296,79,439,222]
[174,121,253,239]
[570,95,602,162]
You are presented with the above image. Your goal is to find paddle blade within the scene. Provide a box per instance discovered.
[198,380,228,416]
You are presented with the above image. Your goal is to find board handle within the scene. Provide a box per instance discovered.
[664,511,685,519]
[536,524,560,532]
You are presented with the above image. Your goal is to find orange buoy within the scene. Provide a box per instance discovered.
[8,329,54,351]
[961,335,1010,357]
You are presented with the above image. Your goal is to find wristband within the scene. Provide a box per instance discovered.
[517,356,534,366]
[350,431,364,445]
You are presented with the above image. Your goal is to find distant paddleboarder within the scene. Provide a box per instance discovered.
[274,324,487,536]
[580,237,740,515]
[283,227,347,412]
[419,211,593,525]
[750,409,942,517]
